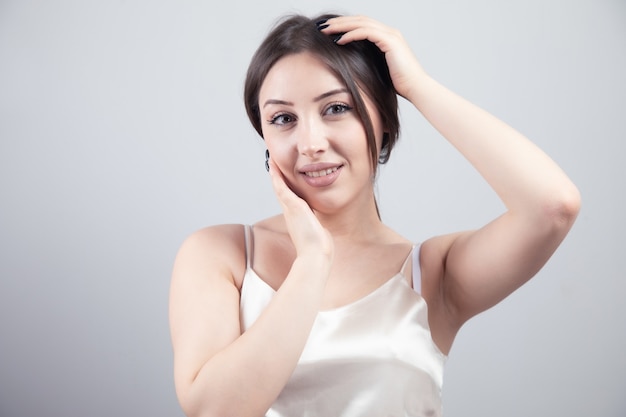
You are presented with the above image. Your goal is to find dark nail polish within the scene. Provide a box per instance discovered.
[317,24,329,31]
[333,34,343,43]
[315,19,328,27]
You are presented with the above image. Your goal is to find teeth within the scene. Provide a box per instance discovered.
[305,167,338,178]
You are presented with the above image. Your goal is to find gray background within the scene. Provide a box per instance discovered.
[1,0,624,416]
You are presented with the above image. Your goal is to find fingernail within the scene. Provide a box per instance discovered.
[315,19,328,26]
[317,24,329,31]
[333,34,343,43]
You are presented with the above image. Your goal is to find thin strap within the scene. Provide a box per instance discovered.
[412,244,422,294]
[400,244,416,275]
[243,225,254,269]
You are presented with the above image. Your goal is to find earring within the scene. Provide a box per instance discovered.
[265,149,270,172]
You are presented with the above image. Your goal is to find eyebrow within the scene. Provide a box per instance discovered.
[262,88,349,108]
[313,88,349,102]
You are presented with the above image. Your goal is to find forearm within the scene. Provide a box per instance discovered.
[408,75,579,219]
[180,255,330,417]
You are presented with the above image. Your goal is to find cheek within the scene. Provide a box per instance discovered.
[265,137,294,172]
[341,122,370,156]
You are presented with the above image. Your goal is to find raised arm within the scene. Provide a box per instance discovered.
[169,161,333,417]
[321,16,580,334]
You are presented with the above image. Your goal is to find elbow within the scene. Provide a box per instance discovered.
[175,375,230,417]
[178,391,255,417]
[178,397,227,417]
[175,373,267,417]
[178,401,221,417]
[176,386,216,417]
[177,392,202,417]
[543,182,581,231]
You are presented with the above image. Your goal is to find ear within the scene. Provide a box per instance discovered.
[378,132,391,164]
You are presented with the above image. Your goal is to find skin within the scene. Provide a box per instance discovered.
[169,15,581,417]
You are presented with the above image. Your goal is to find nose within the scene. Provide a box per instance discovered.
[297,118,328,158]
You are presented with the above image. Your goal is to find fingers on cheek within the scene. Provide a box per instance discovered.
[274,185,291,207]
[270,174,287,196]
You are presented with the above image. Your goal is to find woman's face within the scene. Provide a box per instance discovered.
[258,52,384,214]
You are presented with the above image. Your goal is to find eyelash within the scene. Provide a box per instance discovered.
[267,113,294,126]
[324,102,353,115]
[266,102,353,126]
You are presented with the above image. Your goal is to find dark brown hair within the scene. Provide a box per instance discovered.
[244,13,400,172]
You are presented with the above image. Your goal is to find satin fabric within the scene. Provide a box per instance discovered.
[240,227,446,417]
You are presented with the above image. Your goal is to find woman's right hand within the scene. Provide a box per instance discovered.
[268,159,334,261]
[171,162,336,417]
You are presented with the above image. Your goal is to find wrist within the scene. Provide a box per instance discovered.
[405,73,438,108]
[293,252,333,276]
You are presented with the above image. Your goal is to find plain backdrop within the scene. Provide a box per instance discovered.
[1,0,624,416]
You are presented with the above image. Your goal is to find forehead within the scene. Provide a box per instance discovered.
[259,52,345,101]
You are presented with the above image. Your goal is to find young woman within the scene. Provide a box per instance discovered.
[169,14,580,417]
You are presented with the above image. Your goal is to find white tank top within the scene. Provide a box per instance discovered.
[240,225,446,417]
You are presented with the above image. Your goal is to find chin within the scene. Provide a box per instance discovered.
[303,194,348,215]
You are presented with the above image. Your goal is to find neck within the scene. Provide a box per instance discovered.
[313,193,384,243]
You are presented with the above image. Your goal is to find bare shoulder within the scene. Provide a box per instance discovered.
[173,223,247,289]
[419,232,468,289]
[419,231,471,354]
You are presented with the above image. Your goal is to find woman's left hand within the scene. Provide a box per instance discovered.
[322,14,581,340]
[319,15,427,100]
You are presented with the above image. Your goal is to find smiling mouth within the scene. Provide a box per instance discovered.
[303,166,340,178]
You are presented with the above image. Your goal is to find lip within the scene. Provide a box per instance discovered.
[299,163,343,187]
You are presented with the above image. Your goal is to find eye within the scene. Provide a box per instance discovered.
[324,102,353,116]
[267,113,295,126]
